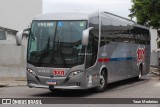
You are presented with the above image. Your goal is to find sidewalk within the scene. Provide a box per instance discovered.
[0,77,27,87]
[150,67,160,75]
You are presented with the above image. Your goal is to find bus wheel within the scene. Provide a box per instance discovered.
[95,70,107,92]
[135,66,142,80]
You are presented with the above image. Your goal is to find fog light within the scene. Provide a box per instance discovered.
[77,82,81,86]
[28,69,33,73]
[28,80,31,83]
[27,68,38,77]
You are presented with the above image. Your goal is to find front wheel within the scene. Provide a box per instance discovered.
[95,70,107,92]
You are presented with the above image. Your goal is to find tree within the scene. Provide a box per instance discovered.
[129,0,160,29]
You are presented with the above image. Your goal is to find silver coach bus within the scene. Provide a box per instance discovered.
[16,11,150,92]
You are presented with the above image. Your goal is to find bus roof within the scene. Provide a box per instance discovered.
[33,11,149,30]
[33,12,98,20]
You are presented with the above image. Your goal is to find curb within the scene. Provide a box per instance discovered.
[150,67,160,76]
[0,81,27,87]
[0,77,26,81]
[151,71,160,76]
[0,84,8,87]
[0,77,27,87]
[0,84,27,87]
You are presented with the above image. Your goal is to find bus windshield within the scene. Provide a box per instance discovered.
[27,20,87,68]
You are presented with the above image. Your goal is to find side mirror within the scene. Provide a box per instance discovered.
[16,28,30,46]
[82,27,93,46]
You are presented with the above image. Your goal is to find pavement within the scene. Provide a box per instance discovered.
[0,77,27,87]
[150,67,160,76]
[0,67,159,87]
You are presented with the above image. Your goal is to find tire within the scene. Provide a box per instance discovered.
[49,89,63,93]
[135,65,142,80]
[95,70,107,92]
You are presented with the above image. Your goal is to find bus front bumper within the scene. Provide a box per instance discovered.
[28,83,90,90]
[27,71,94,90]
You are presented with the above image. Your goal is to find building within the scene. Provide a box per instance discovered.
[150,28,160,67]
[0,0,42,78]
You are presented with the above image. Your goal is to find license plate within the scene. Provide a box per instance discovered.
[47,80,56,85]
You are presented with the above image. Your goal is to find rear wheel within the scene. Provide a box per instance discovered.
[95,70,107,92]
[135,65,142,80]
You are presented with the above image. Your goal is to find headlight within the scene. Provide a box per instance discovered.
[68,70,83,78]
[27,68,38,77]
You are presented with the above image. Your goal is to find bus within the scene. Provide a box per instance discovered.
[16,11,150,92]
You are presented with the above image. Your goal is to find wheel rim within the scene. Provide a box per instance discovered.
[99,74,105,89]
[139,71,142,78]
[139,67,142,78]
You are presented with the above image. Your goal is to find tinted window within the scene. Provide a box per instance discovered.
[110,19,122,42]
[101,16,111,46]
[86,16,99,68]
[100,17,150,45]
[133,27,150,45]
[28,21,87,68]
[0,31,6,40]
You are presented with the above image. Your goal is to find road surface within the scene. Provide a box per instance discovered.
[0,73,160,107]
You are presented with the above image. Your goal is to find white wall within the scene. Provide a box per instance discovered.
[0,41,26,77]
[0,31,28,77]
[6,31,16,41]
[150,29,159,66]
[150,29,158,52]
[0,0,42,31]
[0,0,42,77]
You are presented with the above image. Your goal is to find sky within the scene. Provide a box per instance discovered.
[43,0,133,19]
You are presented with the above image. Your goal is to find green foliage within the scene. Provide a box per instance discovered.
[157,41,160,48]
[129,0,160,29]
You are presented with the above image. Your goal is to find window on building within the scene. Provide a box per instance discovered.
[0,31,6,40]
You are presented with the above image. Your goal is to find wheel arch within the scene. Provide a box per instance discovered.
[139,63,143,74]
[99,65,108,80]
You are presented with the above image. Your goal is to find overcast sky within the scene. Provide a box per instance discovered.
[43,0,133,19]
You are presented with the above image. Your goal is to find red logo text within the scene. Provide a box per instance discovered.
[137,48,145,62]
[53,70,64,76]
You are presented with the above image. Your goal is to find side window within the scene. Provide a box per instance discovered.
[112,21,131,43]
[138,29,144,45]
[137,28,146,45]
[132,27,140,44]
[128,25,135,44]
[0,31,6,40]
[101,16,110,46]
[133,27,140,44]
[86,16,99,68]
[143,30,150,45]
[102,18,135,44]
[110,19,122,42]
[146,30,150,45]
[132,27,150,45]
[121,23,129,43]
[86,30,98,68]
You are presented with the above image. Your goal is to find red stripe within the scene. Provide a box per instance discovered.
[98,58,110,62]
